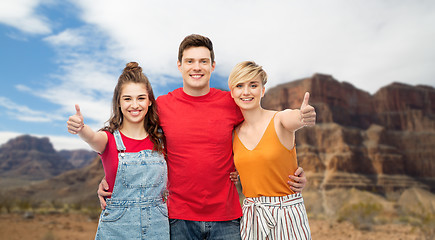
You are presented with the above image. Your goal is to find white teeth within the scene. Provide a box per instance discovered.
[130,110,140,116]
[241,98,253,101]
[191,74,202,79]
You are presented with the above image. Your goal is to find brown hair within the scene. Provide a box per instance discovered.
[101,62,165,154]
[178,34,215,63]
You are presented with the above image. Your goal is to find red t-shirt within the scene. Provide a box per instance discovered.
[99,131,154,194]
[157,88,244,221]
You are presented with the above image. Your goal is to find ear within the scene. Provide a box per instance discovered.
[177,60,182,72]
[261,86,266,97]
[211,61,216,72]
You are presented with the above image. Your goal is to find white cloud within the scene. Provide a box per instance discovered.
[44,28,85,46]
[68,0,435,94]
[0,0,52,34]
[0,96,62,122]
[25,25,120,126]
[15,57,116,126]
[0,132,21,145]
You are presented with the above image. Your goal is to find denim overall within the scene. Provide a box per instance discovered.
[95,130,169,239]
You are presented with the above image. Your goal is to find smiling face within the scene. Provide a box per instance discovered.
[230,76,265,110]
[119,82,151,126]
[178,46,215,96]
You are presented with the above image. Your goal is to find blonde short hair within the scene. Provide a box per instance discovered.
[228,61,268,90]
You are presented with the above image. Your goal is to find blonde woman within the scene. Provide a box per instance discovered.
[228,61,315,240]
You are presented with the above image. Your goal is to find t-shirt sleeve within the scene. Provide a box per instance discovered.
[226,91,244,126]
[99,131,112,159]
[234,104,244,125]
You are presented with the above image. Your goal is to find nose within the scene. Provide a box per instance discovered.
[242,86,250,95]
[131,99,139,108]
[193,61,201,70]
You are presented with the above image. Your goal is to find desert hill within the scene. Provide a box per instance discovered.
[58,149,97,168]
[5,155,104,206]
[0,135,74,180]
[0,135,97,191]
[0,135,96,180]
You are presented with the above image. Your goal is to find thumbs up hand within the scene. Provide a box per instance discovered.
[300,92,316,127]
[67,104,85,134]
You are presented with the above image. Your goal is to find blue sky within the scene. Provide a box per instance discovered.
[0,0,434,151]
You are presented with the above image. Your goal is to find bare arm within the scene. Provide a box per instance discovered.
[67,104,108,153]
[68,104,111,209]
[278,93,314,192]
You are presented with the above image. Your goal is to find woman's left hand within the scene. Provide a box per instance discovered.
[288,167,307,192]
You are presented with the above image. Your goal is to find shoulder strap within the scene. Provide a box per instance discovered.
[113,130,126,152]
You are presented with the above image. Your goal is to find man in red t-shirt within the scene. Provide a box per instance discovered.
[98,34,307,239]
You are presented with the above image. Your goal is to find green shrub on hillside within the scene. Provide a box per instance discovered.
[337,202,383,231]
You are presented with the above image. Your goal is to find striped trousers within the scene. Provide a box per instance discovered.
[240,193,311,240]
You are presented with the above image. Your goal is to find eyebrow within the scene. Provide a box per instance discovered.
[236,80,260,86]
[183,58,210,61]
[121,93,148,97]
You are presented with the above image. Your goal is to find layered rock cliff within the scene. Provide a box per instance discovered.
[262,74,435,193]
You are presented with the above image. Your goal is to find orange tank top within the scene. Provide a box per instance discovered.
[233,114,298,198]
